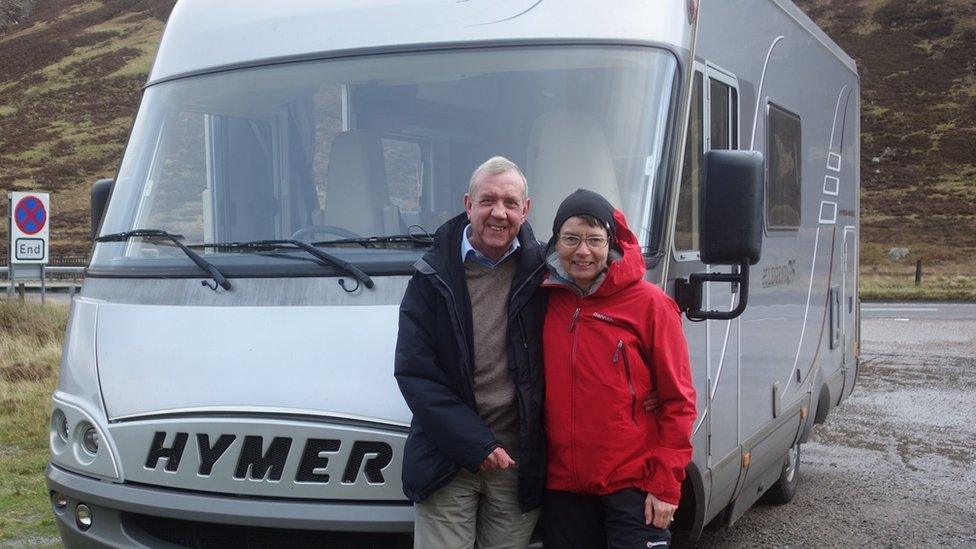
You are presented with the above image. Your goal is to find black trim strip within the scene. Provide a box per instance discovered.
[120,479,415,506]
[109,411,410,434]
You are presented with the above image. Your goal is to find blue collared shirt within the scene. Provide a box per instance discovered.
[460,224,521,268]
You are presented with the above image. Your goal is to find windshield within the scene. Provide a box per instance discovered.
[92,46,678,275]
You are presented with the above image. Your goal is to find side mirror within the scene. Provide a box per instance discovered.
[90,178,114,239]
[675,150,764,321]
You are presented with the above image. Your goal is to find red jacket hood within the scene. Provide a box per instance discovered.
[598,209,646,296]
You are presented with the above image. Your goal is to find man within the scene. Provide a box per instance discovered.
[395,156,547,548]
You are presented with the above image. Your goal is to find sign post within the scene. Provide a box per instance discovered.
[7,191,51,303]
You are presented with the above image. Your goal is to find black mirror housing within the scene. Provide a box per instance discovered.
[91,178,114,239]
[700,150,764,265]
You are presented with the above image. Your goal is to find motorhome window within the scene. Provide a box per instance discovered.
[766,104,802,230]
[710,79,730,150]
[92,46,678,275]
[675,72,704,252]
[709,78,738,151]
[129,110,209,259]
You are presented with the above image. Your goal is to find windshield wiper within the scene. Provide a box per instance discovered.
[312,230,434,248]
[96,229,232,291]
[202,239,374,290]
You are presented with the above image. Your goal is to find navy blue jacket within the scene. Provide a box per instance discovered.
[394,213,547,511]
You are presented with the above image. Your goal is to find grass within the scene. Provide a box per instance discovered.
[860,273,976,301]
[0,300,67,543]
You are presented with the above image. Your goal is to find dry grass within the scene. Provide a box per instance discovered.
[0,300,66,542]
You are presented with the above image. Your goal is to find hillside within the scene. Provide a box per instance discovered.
[0,0,974,291]
[0,0,174,254]
[794,0,976,294]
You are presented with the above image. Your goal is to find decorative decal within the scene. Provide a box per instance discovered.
[819,201,838,225]
[827,152,842,172]
[823,175,840,196]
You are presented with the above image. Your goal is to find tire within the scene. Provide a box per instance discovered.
[762,442,800,504]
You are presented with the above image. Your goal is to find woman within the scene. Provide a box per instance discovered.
[541,189,697,549]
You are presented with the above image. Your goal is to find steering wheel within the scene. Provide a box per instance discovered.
[291,225,362,242]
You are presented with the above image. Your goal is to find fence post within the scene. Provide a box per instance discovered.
[914,259,923,287]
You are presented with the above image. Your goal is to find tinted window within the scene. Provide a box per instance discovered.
[710,79,730,151]
[675,72,704,251]
[766,104,802,230]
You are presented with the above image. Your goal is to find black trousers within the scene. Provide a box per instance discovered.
[542,489,672,549]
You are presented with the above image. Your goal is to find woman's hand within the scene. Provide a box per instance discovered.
[643,391,661,414]
[645,492,677,528]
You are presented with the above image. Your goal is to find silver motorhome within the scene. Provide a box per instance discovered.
[47,0,859,545]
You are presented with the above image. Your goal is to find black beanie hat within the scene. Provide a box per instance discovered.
[551,188,617,238]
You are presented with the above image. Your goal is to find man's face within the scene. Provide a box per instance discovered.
[463,169,530,262]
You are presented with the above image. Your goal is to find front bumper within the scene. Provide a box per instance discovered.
[46,464,415,548]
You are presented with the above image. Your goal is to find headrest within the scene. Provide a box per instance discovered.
[324,130,390,236]
[526,111,621,236]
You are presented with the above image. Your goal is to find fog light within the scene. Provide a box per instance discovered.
[81,426,99,455]
[52,492,68,510]
[75,504,92,531]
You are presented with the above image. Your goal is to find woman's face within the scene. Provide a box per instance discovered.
[556,216,610,289]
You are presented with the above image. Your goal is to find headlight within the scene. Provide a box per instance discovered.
[81,424,99,455]
[52,409,69,445]
[49,398,119,480]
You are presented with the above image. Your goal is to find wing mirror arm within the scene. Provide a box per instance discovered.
[675,258,751,321]
[672,150,764,322]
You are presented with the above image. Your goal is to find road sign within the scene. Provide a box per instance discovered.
[8,191,50,264]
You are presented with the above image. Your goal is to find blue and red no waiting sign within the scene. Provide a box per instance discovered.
[15,195,47,235]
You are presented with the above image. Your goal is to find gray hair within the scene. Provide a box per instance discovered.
[468,156,528,198]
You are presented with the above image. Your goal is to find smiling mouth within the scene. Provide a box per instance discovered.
[571,261,595,268]
[487,225,508,233]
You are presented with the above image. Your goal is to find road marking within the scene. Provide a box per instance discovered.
[861,308,939,312]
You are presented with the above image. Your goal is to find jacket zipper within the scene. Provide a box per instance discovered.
[508,261,543,465]
[613,339,639,426]
[569,300,583,492]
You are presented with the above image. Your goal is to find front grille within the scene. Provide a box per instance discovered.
[123,513,412,549]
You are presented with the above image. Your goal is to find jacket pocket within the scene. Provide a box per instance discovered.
[612,339,639,427]
[402,427,459,503]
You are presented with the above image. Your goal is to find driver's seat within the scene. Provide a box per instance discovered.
[322,130,393,237]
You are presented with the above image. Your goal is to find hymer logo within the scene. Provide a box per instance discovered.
[145,432,394,484]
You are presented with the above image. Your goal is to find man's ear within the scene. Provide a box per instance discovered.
[522,197,532,220]
[463,193,473,219]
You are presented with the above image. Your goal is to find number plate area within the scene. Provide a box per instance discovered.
[110,417,406,500]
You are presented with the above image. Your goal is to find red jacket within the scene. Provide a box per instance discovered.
[543,210,696,505]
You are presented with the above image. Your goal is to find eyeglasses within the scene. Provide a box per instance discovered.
[557,234,610,249]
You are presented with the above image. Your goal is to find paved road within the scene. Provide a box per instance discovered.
[861,302,976,321]
[692,303,976,547]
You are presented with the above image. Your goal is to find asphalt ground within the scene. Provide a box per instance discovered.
[692,303,976,548]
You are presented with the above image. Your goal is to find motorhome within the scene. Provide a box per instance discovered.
[47,0,859,545]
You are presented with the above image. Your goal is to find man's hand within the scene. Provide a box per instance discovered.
[479,447,516,472]
[643,391,661,414]
[645,492,677,528]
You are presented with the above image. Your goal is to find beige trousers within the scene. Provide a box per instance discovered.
[413,468,539,549]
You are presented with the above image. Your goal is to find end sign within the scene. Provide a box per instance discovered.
[9,191,50,264]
